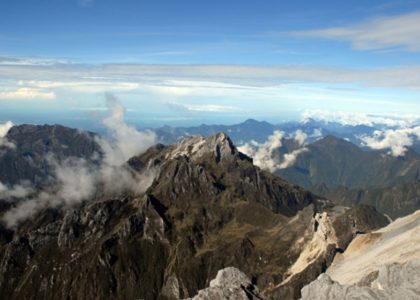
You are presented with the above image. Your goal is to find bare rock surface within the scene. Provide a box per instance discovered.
[300,209,420,300]
[301,260,420,300]
[186,267,263,300]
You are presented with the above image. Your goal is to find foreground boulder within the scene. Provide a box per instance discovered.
[186,267,263,300]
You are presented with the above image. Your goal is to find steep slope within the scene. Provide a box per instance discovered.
[0,124,100,186]
[312,181,420,219]
[277,135,420,190]
[301,209,420,299]
[275,135,420,218]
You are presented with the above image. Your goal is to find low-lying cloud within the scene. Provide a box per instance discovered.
[1,94,158,227]
[278,148,308,169]
[0,181,34,200]
[238,130,308,172]
[0,121,15,149]
[301,109,419,127]
[360,126,420,156]
[293,129,307,146]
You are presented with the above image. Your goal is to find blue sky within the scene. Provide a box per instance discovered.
[1,0,420,128]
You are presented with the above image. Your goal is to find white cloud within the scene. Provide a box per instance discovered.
[238,130,308,172]
[0,121,15,148]
[0,56,70,66]
[0,121,13,138]
[301,109,419,127]
[21,80,140,93]
[311,128,323,138]
[238,130,284,172]
[167,102,241,113]
[3,61,420,91]
[278,148,308,169]
[292,129,307,146]
[292,11,420,52]
[96,93,157,166]
[0,181,34,200]
[360,126,420,156]
[0,87,56,100]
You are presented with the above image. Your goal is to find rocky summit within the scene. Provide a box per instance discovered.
[0,129,389,300]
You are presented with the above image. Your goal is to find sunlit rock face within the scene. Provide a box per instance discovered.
[300,209,420,300]
[185,267,262,300]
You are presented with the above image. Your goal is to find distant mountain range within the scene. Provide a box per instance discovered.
[152,118,379,146]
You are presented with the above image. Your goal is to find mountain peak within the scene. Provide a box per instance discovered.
[242,118,271,127]
[243,118,259,124]
[314,135,358,149]
[165,131,238,162]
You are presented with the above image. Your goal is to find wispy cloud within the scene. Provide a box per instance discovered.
[0,87,56,100]
[21,80,140,93]
[167,102,241,113]
[2,59,420,90]
[291,11,420,52]
[0,56,70,66]
[79,0,93,7]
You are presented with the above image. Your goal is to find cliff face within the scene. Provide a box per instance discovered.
[0,128,388,300]
[300,209,420,300]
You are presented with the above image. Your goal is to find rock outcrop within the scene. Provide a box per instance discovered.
[301,260,420,300]
[300,209,420,300]
[186,267,263,300]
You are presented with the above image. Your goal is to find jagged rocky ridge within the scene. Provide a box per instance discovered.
[0,128,388,299]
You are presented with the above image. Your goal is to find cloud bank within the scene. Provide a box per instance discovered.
[0,87,56,100]
[301,109,419,127]
[3,58,420,91]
